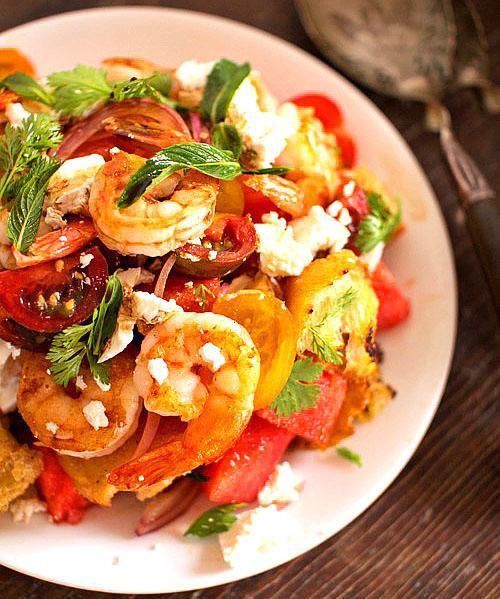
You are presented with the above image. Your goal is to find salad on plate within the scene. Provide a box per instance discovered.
[0,49,410,567]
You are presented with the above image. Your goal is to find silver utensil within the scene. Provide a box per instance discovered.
[295,0,499,315]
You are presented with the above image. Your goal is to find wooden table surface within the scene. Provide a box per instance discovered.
[1,1,498,597]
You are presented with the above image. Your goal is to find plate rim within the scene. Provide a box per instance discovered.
[0,6,457,593]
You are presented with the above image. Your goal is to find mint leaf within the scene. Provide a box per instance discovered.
[185,503,244,537]
[336,447,362,467]
[212,123,243,159]
[201,59,250,124]
[1,72,55,106]
[270,358,325,418]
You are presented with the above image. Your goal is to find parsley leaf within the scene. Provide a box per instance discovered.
[336,447,362,467]
[201,59,250,124]
[48,64,112,117]
[47,276,123,387]
[185,503,244,537]
[212,123,243,159]
[0,113,62,202]
[355,193,401,254]
[1,72,55,106]
[307,288,357,365]
[270,358,325,418]
[7,156,60,253]
[117,142,290,208]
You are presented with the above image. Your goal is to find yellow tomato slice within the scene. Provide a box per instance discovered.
[286,250,379,379]
[0,48,36,79]
[216,178,244,215]
[213,290,298,410]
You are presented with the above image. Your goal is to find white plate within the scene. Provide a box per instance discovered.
[0,7,456,593]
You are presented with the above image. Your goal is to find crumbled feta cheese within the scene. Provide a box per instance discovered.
[148,358,169,385]
[326,200,343,218]
[0,340,21,414]
[5,103,30,127]
[338,207,352,226]
[130,291,181,323]
[75,375,88,391]
[116,267,155,288]
[45,422,59,435]
[59,235,68,242]
[94,379,111,393]
[9,497,47,523]
[208,250,218,261]
[219,505,292,568]
[290,205,350,255]
[79,253,94,268]
[44,154,105,227]
[199,342,226,372]
[175,60,216,90]
[255,212,312,277]
[109,146,121,155]
[83,400,109,430]
[343,180,356,197]
[360,241,385,273]
[258,461,303,506]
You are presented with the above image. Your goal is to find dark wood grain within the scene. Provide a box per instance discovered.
[1,1,499,597]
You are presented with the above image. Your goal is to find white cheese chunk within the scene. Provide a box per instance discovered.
[0,340,21,414]
[199,342,226,372]
[9,497,47,523]
[255,212,312,277]
[258,461,303,506]
[147,358,169,385]
[290,205,350,255]
[83,400,109,430]
[75,375,88,391]
[5,103,30,127]
[130,291,181,323]
[175,60,216,90]
[45,422,59,435]
[360,241,385,273]
[79,252,94,268]
[219,505,292,568]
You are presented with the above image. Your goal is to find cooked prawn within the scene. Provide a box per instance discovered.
[101,57,170,83]
[108,312,260,490]
[89,152,219,256]
[17,350,141,459]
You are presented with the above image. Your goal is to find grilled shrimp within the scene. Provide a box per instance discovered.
[17,350,141,459]
[89,152,218,256]
[101,57,170,83]
[108,312,260,490]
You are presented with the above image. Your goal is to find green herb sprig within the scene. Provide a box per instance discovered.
[355,193,401,254]
[47,276,123,387]
[117,142,289,209]
[1,72,55,106]
[270,358,325,418]
[7,156,60,253]
[212,123,242,159]
[336,447,362,467]
[194,283,216,310]
[185,503,245,537]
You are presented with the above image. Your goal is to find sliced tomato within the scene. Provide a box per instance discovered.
[0,306,49,350]
[290,93,343,131]
[36,448,90,524]
[259,368,347,447]
[13,219,97,268]
[0,246,107,333]
[216,178,244,215]
[0,48,36,79]
[334,130,357,168]
[202,415,294,503]
[242,175,303,221]
[161,275,222,312]
[371,262,411,329]
[56,99,191,162]
[213,290,298,410]
[175,214,257,278]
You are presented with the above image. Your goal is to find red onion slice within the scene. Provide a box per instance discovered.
[135,477,199,536]
[153,253,176,298]
[132,412,162,460]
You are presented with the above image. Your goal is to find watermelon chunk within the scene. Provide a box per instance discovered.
[259,368,347,447]
[202,416,294,503]
[36,448,89,524]
[372,261,411,329]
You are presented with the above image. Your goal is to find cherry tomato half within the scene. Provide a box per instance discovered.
[0,307,49,350]
[334,130,357,168]
[242,175,304,221]
[289,93,343,131]
[161,275,222,313]
[0,246,108,333]
[175,214,257,278]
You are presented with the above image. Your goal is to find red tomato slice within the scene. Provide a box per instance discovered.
[259,368,347,447]
[290,93,343,131]
[371,262,411,329]
[0,306,49,350]
[161,275,222,313]
[202,415,294,503]
[36,448,90,524]
[334,130,357,168]
[0,246,108,333]
[242,183,279,222]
